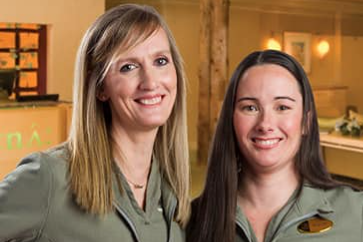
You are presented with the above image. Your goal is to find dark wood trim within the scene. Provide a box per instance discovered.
[0,24,46,96]
[0,48,37,52]
[16,87,38,92]
[38,25,46,94]
[0,28,39,33]
[14,28,20,97]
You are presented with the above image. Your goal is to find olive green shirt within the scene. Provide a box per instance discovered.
[116,159,168,242]
[0,145,185,242]
[236,183,363,242]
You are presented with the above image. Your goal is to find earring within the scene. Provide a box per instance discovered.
[98,94,108,101]
[237,161,242,173]
[236,155,243,173]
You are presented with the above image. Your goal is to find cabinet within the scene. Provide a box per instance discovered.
[0,102,71,179]
[320,132,363,179]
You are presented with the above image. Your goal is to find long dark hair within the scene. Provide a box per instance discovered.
[187,50,338,242]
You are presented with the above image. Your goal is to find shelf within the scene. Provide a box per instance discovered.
[320,132,363,154]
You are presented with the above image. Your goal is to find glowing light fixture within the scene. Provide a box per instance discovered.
[266,37,281,51]
[317,40,330,58]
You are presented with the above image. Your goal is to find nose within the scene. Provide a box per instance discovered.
[139,66,158,90]
[255,110,274,133]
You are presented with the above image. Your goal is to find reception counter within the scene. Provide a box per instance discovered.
[0,101,71,179]
[320,132,363,180]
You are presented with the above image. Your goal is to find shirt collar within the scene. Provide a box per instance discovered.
[293,183,334,217]
[235,182,335,238]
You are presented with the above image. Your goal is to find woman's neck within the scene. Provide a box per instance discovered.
[238,165,299,210]
[111,125,158,209]
[111,125,158,182]
[237,165,300,242]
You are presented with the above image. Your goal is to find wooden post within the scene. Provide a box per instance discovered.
[210,0,229,130]
[198,0,229,165]
[197,0,212,165]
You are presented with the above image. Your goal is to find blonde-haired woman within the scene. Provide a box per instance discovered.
[0,4,189,242]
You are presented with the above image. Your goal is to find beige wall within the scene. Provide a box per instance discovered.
[0,0,105,101]
[229,8,261,74]
[161,3,200,152]
[231,8,363,113]
[342,36,363,112]
[229,9,342,87]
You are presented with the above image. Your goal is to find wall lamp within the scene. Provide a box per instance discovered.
[266,37,282,51]
[317,39,330,58]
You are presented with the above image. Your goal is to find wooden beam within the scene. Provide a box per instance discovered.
[197,0,212,165]
[210,0,229,130]
[198,0,229,165]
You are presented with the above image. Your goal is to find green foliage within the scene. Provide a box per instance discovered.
[336,118,363,137]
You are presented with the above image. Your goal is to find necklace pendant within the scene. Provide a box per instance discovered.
[134,184,144,189]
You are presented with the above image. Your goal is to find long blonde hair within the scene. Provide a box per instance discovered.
[68,4,190,225]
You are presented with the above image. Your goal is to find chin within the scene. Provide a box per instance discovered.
[141,119,168,130]
[249,157,279,168]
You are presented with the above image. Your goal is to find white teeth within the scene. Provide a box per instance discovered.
[255,139,279,146]
[139,96,162,105]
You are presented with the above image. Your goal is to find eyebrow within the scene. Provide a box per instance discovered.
[236,97,257,103]
[275,96,296,102]
[236,96,296,103]
[115,49,171,63]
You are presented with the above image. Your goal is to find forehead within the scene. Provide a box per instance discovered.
[112,27,170,60]
[237,64,301,99]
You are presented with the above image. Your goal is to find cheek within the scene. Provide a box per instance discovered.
[169,78,177,96]
[280,114,303,136]
[233,113,253,142]
[163,67,177,91]
[164,71,177,99]
[104,76,135,99]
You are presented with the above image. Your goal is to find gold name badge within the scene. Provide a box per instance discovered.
[297,217,333,234]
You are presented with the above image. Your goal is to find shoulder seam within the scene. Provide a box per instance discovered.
[35,152,55,240]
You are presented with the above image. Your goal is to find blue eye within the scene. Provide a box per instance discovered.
[120,63,137,72]
[155,57,168,66]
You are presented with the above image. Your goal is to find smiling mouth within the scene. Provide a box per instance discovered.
[136,96,163,105]
[252,138,281,148]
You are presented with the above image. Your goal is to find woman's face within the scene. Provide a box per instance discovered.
[101,28,177,132]
[233,64,303,175]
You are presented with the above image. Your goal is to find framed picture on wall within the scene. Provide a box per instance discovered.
[284,32,311,73]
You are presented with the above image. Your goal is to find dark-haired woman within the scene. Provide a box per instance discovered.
[187,50,363,242]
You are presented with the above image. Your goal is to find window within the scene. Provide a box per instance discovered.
[0,23,47,97]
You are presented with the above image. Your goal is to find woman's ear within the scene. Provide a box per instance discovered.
[96,86,109,102]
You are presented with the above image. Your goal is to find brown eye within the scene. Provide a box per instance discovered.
[277,105,290,111]
[243,105,259,113]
